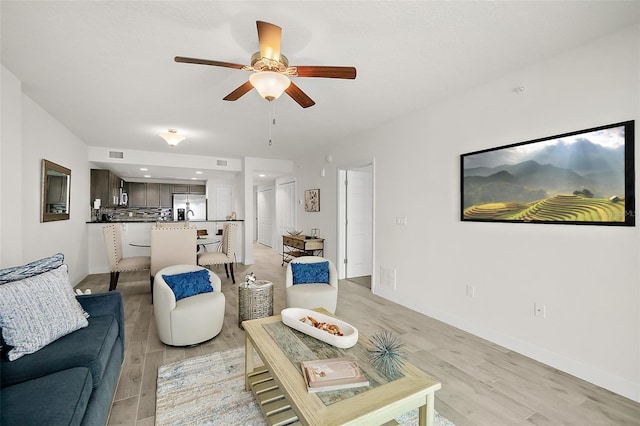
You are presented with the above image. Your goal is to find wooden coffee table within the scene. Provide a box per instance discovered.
[243,308,441,426]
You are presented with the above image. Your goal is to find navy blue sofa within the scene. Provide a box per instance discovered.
[1,292,125,426]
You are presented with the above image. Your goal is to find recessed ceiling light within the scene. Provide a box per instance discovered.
[195,171,203,175]
[144,175,151,178]
[140,167,148,171]
[191,177,197,180]
[259,174,266,177]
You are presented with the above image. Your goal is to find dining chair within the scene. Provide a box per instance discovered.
[155,221,190,228]
[102,224,150,291]
[197,223,237,284]
[285,256,339,314]
[154,221,201,252]
[150,227,197,296]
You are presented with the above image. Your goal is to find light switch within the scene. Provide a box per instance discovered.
[395,216,408,226]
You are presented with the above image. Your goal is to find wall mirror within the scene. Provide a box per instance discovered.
[41,159,71,222]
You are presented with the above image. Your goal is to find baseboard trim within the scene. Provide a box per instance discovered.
[389,294,640,403]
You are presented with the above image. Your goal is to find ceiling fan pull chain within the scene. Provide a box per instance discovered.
[268,102,276,146]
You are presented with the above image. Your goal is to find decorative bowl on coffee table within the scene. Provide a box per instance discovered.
[281,307,358,349]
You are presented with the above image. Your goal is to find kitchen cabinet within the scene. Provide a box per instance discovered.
[173,184,205,194]
[172,184,189,193]
[127,182,162,207]
[91,169,123,207]
[146,183,160,207]
[160,184,173,207]
[127,182,146,207]
[189,185,205,195]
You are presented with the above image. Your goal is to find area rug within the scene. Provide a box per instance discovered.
[156,346,454,426]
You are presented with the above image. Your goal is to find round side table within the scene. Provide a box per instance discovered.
[238,280,274,328]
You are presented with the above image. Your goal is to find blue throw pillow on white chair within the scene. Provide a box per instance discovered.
[285,257,338,314]
[153,265,225,346]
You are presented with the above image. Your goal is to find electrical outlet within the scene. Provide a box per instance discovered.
[380,265,397,290]
[534,302,546,319]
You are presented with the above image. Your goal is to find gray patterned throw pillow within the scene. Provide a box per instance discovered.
[0,253,64,285]
[0,264,89,361]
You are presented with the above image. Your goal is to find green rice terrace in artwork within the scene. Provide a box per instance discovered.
[461,121,635,225]
[463,194,626,222]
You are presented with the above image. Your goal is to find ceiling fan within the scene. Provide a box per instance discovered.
[175,21,357,108]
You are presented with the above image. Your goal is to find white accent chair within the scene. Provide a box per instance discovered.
[102,224,150,291]
[198,223,237,284]
[285,256,338,314]
[150,227,197,296]
[153,264,225,346]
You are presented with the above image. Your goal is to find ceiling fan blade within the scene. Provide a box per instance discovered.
[175,56,246,70]
[223,81,254,101]
[256,21,282,61]
[285,82,316,108]
[295,66,357,79]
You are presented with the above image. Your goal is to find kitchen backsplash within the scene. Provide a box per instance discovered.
[92,207,172,222]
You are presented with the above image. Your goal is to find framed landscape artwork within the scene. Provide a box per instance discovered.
[461,120,635,226]
[305,189,320,212]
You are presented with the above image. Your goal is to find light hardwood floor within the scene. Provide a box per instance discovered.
[77,243,640,426]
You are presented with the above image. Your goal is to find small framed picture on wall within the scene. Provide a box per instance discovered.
[305,189,320,212]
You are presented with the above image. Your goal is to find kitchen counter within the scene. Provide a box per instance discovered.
[86,219,244,224]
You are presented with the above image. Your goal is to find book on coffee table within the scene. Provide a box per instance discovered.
[301,356,369,393]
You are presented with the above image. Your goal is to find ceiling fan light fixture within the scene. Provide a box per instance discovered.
[249,71,290,101]
[159,129,186,146]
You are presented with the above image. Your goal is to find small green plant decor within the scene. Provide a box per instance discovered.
[368,329,405,378]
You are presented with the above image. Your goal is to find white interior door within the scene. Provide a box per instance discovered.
[276,180,296,254]
[346,166,373,278]
[257,188,274,247]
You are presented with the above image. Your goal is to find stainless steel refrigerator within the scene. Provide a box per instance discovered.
[172,194,207,221]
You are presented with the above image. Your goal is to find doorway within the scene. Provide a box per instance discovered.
[257,188,274,247]
[276,179,296,255]
[338,163,374,285]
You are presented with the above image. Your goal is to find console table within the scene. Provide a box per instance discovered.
[282,234,324,265]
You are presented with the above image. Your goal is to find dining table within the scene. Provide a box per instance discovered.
[129,236,221,251]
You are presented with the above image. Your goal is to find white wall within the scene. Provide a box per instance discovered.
[1,66,90,284]
[293,26,640,401]
[1,66,24,267]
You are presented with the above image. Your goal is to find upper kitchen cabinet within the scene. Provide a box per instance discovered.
[91,169,124,207]
[189,185,206,195]
[146,183,160,207]
[160,184,172,207]
[127,182,161,207]
[172,184,189,193]
[127,182,146,207]
[173,184,205,194]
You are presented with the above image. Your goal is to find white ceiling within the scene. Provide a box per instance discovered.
[2,1,638,181]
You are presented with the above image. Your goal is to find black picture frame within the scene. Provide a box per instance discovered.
[461,120,635,226]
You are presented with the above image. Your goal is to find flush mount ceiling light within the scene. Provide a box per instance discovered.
[249,71,291,101]
[159,129,186,146]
